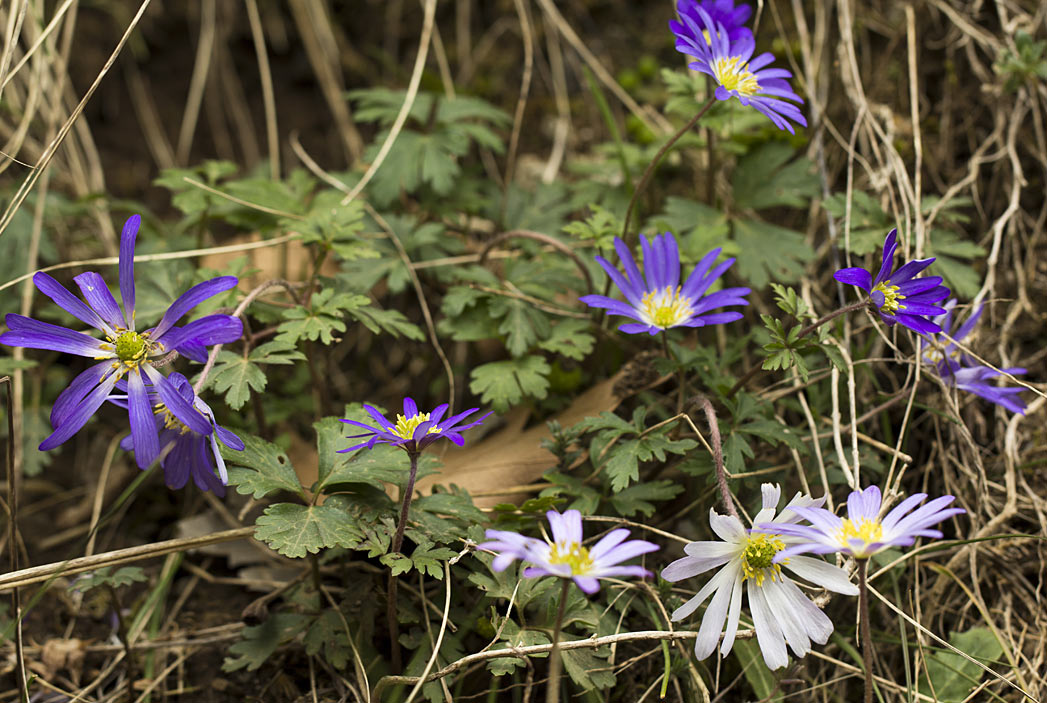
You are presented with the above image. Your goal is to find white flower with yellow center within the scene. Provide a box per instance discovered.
[662,484,858,670]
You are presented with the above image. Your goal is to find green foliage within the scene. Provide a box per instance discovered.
[223,613,310,672]
[203,341,305,410]
[732,142,819,210]
[69,567,147,593]
[562,204,623,250]
[225,435,305,499]
[275,288,365,345]
[918,627,1004,702]
[994,31,1047,91]
[303,610,352,670]
[759,285,844,382]
[732,218,815,288]
[253,502,364,558]
[823,190,894,256]
[734,639,783,702]
[286,193,376,262]
[380,540,457,578]
[350,90,510,205]
[469,356,551,412]
[580,409,697,492]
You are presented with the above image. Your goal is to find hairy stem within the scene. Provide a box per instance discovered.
[660,334,687,416]
[727,299,870,399]
[387,450,422,673]
[858,559,874,703]
[691,395,739,519]
[546,578,571,703]
[621,97,717,243]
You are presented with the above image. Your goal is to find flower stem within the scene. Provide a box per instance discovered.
[621,97,717,243]
[546,578,571,703]
[660,334,687,416]
[691,395,739,519]
[387,450,422,673]
[726,299,870,399]
[858,558,874,703]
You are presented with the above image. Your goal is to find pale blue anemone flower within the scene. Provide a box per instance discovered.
[0,215,242,468]
[479,509,659,594]
[579,233,750,335]
[761,485,966,561]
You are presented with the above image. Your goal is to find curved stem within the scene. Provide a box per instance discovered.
[727,299,870,399]
[858,559,874,703]
[691,395,739,519]
[546,578,571,703]
[621,97,716,243]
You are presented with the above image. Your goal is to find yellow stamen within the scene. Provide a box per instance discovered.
[837,518,883,553]
[740,533,786,587]
[154,403,191,435]
[548,541,594,574]
[392,412,441,440]
[640,286,695,329]
[872,280,906,314]
[713,56,760,96]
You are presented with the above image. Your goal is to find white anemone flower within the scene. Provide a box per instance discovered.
[661,484,859,669]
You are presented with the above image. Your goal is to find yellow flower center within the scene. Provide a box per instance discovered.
[713,56,760,96]
[741,533,786,587]
[872,280,906,314]
[548,541,594,574]
[114,330,148,363]
[837,518,884,556]
[640,286,695,329]
[155,403,191,435]
[392,412,441,440]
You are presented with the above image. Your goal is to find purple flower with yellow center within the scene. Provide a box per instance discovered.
[673,6,806,133]
[0,215,242,468]
[761,484,966,561]
[834,229,950,334]
[921,299,1027,414]
[671,0,752,49]
[339,397,490,455]
[479,509,659,594]
[579,233,750,336]
[662,485,858,670]
[113,373,244,495]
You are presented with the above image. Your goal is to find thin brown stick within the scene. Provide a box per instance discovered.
[690,395,738,519]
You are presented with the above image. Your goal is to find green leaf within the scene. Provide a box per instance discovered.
[560,639,616,691]
[303,610,351,670]
[319,443,441,492]
[919,627,1004,702]
[927,230,986,299]
[734,639,782,702]
[608,480,684,517]
[222,613,310,672]
[732,218,815,288]
[379,551,413,577]
[562,204,623,250]
[538,319,594,361]
[733,142,819,210]
[350,305,425,341]
[68,567,147,594]
[496,298,551,357]
[469,356,551,412]
[650,197,732,258]
[275,288,368,345]
[253,502,364,558]
[224,435,304,499]
[823,190,893,256]
[206,351,267,410]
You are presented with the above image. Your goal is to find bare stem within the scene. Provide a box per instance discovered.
[621,97,717,243]
[546,578,571,703]
[858,559,874,703]
[661,334,686,416]
[387,450,422,673]
[691,395,739,519]
[727,300,870,399]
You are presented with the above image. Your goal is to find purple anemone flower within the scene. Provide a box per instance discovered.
[0,215,242,468]
[759,484,966,561]
[339,397,490,454]
[834,229,950,334]
[921,300,1027,414]
[112,373,244,495]
[671,0,753,49]
[579,233,750,336]
[478,509,659,594]
[674,6,806,133]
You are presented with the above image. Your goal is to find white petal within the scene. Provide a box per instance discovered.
[709,509,746,543]
[762,577,811,657]
[775,491,825,524]
[760,483,781,510]
[719,570,744,657]
[661,552,733,582]
[780,577,833,645]
[785,556,859,595]
[693,561,740,660]
[672,557,738,622]
[748,580,789,669]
